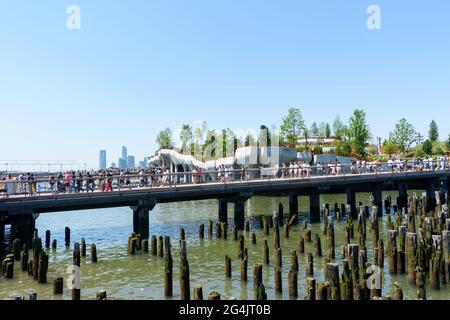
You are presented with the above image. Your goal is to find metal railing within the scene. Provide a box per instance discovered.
[0,159,449,199]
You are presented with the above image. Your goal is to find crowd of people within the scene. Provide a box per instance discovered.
[1,157,449,197]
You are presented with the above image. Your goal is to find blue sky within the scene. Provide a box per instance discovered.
[1,1,449,169]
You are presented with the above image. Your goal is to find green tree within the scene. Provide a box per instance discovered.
[422,140,433,155]
[245,133,256,146]
[310,122,320,137]
[179,124,193,151]
[390,118,416,152]
[336,141,352,157]
[332,115,345,139]
[156,128,173,149]
[348,109,371,158]
[382,139,399,155]
[325,123,331,138]
[280,107,305,147]
[447,134,450,151]
[428,120,439,142]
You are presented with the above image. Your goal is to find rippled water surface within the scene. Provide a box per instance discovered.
[0,192,449,300]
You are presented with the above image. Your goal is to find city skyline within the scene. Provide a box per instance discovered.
[2,1,450,169]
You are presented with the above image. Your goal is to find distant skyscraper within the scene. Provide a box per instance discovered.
[121,146,127,162]
[127,155,135,168]
[99,150,107,169]
[111,162,116,168]
[118,158,127,169]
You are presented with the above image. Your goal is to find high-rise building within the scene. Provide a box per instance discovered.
[127,155,135,168]
[121,146,127,162]
[111,162,116,168]
[99,150,107,169]
[118,158,127,169]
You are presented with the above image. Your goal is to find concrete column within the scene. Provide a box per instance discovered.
[218,199,228,223]
[398,183,408,211]
[289,194,298,221]
[131,200,156,240]
[234,199,245,230]
[10,215,36,246]
[346,188,356,218]
[310,193,321,223]
[372,186,383,216]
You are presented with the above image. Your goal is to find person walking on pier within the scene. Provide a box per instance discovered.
[105,172,113,192]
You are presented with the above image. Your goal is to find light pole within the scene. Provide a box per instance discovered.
[416,133,424,146]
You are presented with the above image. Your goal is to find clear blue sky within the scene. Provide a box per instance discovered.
[1,1,449,169]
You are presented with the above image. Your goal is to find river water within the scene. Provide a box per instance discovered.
[0,192,449,300]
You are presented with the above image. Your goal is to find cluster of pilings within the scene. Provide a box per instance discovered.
[0,226,105,300]
[155,192,449,300]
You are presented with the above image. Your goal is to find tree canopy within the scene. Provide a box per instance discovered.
[156,128,173,150]
[348,109,371,157]
[428,120,439,142]
[280,107,305,147]
[390,118,416,152]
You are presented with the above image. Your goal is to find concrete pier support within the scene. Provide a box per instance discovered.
[398,183,408,211]
[346,188,356,218]
[372,186,383,216]
[131,200,156,240]
[289,194,298,221]
[218,199,228,223]
[10,215,36,246]
[234,199,245,230]
[310,193,321,223]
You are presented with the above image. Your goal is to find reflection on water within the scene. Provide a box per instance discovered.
[0,193,449,300]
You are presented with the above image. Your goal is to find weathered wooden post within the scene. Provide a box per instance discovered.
[73,242,81,267]
[263,217,269,236]
[52,239,57,251]
[199,224,205,239]
[142,239,149,253]
[274,266,282,294]
[21,244,28,272]
[44,230,50,250]
[96,290,107,300]
[81,238,86,257]
[290,250,298,272]
[193,285,203,300]
[208,292,221,300]
[326,263,341,300]
[251,233,256,245]
[253,264,263,289]
[327,220,335,259]
[257,283,267,300]
[158,236,164,258]
[306,252,314,276]
[275,248,282,267]
[33,237,42,281]
[392,282,403,300]
[164,251,173,297]
[305,277,316,300]
[416,267,426,300]
[12,239,21,261]
[232,224,238,241]
[225,255,232,278]
[245,219,250,232]
[263,240,270,265]
[151,235,157,256]
[216,222,222,239]
[65,227,70,247]
[238,235,244,259]
[284,221,290,239]
[38,251,49,283]
[221,222,227,240]
[288,267,298,299]
[314,234,322,257]
[297,235,305,254]
[240,257,248,282]
[90,244,98,263]
[179,240,190,300]
[341,260,353,300]
[180,228,185,241]
[208,220,213,237]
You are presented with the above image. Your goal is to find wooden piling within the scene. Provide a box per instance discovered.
[240,258,248,282]
[193,285,203,300]
[238,235,244,259]
[81,238,86,257]
[297,235,305,254]
[45,230,50,249]
[73,242,81,267]
[257,283,267,300]
[392,282,403,300]
[263,240,270,265]
[164,252,173,297]
[253,264,263,289]
[208,292,221,300]
[251,233,256,245]
[275,248,282,267]
[179,240,190,300]
[90,244,98,263]
[65,227,70,247]
[21,244,28,272]
[416,267,426,300]
[326,263,341,300]
[52,239,57,251]
[288,267,298,299]
[290,250,298,272]
[180,228,185,241]
[314,234,322,257]
[38,251,49,283]
[306,252,314,276]
[13,239,21,261]
[245,219,250,232]
[274,266,282,294]
[208,220,213,237]
[232,225,238,241]
[96,290,107,300]
[284,221,290,239]
[158,236,164,258]
[327,220,335,259]
[225,255,232,278]
[305,277,316,300]
[142,239,149,253]
[151,235,157,256]
[199,224,205,239]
